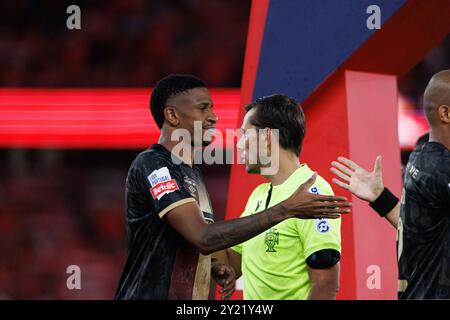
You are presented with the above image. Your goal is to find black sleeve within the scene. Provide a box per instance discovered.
[306,249,341,269]
[134,152,196,219]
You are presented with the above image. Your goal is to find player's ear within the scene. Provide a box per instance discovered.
[438,104,450,123]
[164,106,180,126]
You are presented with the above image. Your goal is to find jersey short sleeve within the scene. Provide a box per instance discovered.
[297,179,342,259]
[131,151,196,219]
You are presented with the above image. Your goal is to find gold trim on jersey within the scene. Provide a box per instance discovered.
[158,198,197,218]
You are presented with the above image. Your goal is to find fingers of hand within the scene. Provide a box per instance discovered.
[221,290,234,300]
[332,178,350,190]
[312,194,348,202]
[337,156,360,171]
[374,155,382,173]
[311,207,351,214]
[331,161,354,177]
[330,167,351,183]
[219,281,235,300]
[312,200,352,208]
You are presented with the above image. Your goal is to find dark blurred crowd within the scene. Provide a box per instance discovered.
[0,150,131,299]
[0,0,250,87]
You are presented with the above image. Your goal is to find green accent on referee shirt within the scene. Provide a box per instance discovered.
[232,164,341,300]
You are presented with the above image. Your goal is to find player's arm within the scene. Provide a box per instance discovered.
[307,259,340,300]
[165,173,351,255]
[330,156,400,228]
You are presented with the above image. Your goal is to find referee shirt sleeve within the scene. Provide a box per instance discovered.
[297,181,342,259]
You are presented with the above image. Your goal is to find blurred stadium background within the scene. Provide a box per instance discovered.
[0,0,449,299]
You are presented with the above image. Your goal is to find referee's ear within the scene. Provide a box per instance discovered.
[262,127,272,149]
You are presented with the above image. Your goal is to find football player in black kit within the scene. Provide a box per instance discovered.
[331,70,450,299]
[114,74,352,300]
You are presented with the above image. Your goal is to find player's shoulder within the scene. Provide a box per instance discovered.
[310,173,334,195]
[410,142,450,177]
[132,144,175,170]
[293,165,334,196]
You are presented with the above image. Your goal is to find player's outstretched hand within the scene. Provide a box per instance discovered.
[330,156,384,202]
[211,261,236,300]
[280,172,352,219]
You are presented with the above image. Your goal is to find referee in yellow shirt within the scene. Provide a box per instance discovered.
[216,94,341,300]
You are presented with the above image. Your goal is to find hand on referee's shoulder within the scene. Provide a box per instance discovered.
[279,172,352,220]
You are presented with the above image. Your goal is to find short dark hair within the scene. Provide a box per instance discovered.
[245,94,306,156]
[150,74,207,128]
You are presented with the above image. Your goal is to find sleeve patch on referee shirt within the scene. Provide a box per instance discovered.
[316,218,330,233]
[147,167,179,200]
[309,186,321,195]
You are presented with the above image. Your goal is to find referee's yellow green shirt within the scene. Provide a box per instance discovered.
[231,164,341,300]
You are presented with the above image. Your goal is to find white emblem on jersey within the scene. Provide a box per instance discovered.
[308,178,329,233]
[147,167,179,200]
[316,218,330,233]
[147,167,171,187]
[309,186,321,195]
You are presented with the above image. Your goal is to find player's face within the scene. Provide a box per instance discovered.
[169,87,217,147]
[237,109,264,174]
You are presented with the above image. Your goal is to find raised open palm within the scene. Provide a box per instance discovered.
[330,156,384,202]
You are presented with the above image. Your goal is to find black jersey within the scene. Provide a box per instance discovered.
[398,142,450,299]
[114,144,214,300]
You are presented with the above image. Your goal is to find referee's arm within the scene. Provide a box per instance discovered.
[307,262,340,300]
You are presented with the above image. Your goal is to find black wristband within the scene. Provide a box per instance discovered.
[369,187,399,217]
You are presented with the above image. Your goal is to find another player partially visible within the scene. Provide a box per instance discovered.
[331,70,450,299]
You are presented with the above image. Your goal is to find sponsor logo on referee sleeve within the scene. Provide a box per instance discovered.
[147,167,179,200]
[316,218,330,233]
[309,186,321,195]
[309,183,330,233]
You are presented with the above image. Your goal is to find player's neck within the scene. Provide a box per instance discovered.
[429,127,450,151]
[264,151,301,186]
[158,132,195,167]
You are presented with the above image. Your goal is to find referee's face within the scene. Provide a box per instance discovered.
[238,108,265,174]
